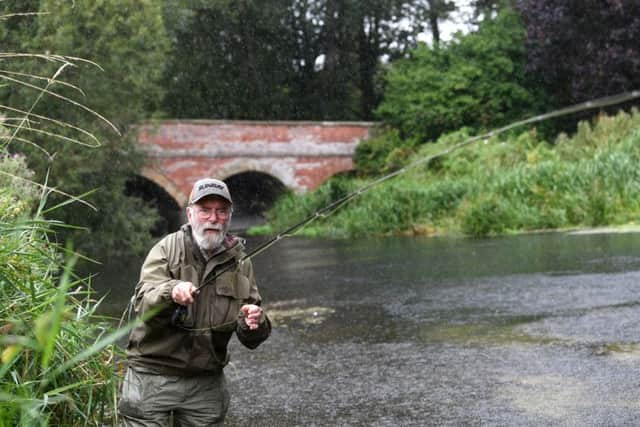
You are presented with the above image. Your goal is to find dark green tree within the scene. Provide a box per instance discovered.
[0,0,169,260]
[517,0,640,106]
[376,8,540,142]
[162,0,457,121]
[163,0,299,120]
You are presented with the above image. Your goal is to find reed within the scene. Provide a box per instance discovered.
[0,16,135,423]
[0,153,124,425]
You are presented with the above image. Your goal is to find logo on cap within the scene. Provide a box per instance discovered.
[199,182,224,191]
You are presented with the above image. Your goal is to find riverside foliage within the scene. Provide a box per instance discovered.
[0,6,147,421]
[0,0,167,261]
[262,109,640,238]
[0,153,128,426]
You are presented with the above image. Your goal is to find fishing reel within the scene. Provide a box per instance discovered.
[171,304,189,327]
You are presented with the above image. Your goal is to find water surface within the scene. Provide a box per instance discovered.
[96,232,640,426]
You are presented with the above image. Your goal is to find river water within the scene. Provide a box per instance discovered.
[96,231,640,426]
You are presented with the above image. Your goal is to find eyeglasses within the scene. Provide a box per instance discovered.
[194,207,232,220]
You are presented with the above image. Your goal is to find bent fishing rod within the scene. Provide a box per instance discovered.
[212,90,640,270]
[157,90,640,326]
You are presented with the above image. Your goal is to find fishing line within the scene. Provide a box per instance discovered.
[231,90,640,265]
[124,89,640,327]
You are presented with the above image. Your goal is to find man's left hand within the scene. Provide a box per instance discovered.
[241,304,263,330]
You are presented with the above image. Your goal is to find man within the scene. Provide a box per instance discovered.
[119,178,271,426]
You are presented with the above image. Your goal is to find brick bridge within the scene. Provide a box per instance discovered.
[136,120,374,211]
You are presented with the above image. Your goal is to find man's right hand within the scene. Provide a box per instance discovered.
[171,281,198,305]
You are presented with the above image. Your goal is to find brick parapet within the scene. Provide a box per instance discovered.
[136,120,375,206]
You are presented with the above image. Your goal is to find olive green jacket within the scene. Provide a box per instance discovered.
[126,224,271,375]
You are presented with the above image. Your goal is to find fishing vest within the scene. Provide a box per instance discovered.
[126,225,261,375]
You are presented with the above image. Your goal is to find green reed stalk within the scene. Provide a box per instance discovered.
[0,11,137,425]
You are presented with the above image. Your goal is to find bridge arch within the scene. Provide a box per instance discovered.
[212,159,296,192]
[140,166,186,207]
[224,171,286,218]
[136,120,374,213]
[126,173,184,235]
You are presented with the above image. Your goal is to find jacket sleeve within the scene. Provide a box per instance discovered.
[236,312,271,349]
[235,258,271,349]
[133,236,182,315]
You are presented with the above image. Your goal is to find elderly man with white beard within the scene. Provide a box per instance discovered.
[119,178,271,427]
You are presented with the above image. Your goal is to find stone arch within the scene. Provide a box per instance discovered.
[127,172,184,236]
[223,171,287,218]
[140,166,186,207]
[208,159,302,193]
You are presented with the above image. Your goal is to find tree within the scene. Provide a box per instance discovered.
[424,0,456,48]
[517,0,640,107]
[350,0,455,117]
[470,0,514,22]
[162,0,458,121]
[0,0,170,260]
[163,0,300,120]
[376,8,540,142]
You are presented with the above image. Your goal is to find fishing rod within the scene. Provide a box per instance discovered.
[227,90,640,264]
[149,89,640,327]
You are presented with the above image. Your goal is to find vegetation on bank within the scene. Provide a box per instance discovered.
[0,0,167,261]
[257,109,640,238]
[0,10,141,421]
[0,154,130,425]
[254,3,640,240]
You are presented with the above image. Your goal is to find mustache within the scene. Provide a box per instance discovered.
[202,224,223,231]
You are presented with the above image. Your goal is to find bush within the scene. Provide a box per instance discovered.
[262,109,640,238]
[460,196,514,236]
[376,8,541,143]
[0,153,39,222]
[353,128,418,176]
[0,151,127,426]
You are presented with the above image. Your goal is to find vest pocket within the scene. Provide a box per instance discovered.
[235,274,251,300]
[214,270,251,326]
[215,271,250,301]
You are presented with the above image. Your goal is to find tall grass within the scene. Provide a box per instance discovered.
[0,153,137,426]
[261,109,640,238]
[0,13,136,424]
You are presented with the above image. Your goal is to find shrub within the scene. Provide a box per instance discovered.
[459,196,515,236]
[0,152,125,425]
[376,9,541,143]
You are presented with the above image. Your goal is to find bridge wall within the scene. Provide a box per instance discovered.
[137,120,374,206]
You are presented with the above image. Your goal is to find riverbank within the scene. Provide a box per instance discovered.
[404,223,640,238]
[0,154,119,425]
[256,110,640,240]
[565,224,640,235]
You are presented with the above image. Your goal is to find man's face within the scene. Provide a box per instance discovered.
[187,196,232,251]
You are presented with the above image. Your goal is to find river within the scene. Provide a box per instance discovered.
[95,231,640,426]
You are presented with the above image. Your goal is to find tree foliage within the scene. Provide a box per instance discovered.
[517,0,640,106]
[469,0,514,22]
[162,0,456,121]
[267,109,640,238]
[375,8,539,143]
[0,0,169,260]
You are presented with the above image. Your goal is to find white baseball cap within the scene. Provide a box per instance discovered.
[188,178,232,205]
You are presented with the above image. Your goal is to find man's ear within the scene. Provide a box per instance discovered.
[186,205,193,222]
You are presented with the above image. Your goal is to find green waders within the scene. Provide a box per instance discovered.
[118,367,230,427]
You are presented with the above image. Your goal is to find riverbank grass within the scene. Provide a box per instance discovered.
[0,154,124,426]
[259,109,640,238]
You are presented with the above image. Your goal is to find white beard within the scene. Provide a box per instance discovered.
[191,221,228,252]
